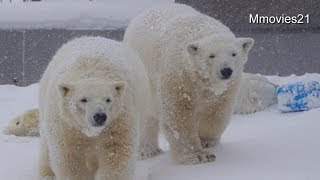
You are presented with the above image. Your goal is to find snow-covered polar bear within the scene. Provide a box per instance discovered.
[124,3,254,164]
[234,73,277,114]
[38,37,151,180]
[3,108,39,136]
[3,73,277,136]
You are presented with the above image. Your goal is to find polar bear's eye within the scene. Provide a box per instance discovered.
[232,53,237,57]
[209,54,215,59]
[106,98,112,103]
[80,98,87,103]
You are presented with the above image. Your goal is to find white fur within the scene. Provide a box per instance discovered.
[38,37,151,180]
[124,4,254,164]
[234,73,277,114]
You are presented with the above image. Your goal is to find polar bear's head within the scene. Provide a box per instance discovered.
[186,35,254,81]
[57,78,126,137]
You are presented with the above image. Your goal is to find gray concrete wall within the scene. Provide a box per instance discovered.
[176,0,319,31]
[176,0,320,76]
[0,0,319,86]
[0,29,125,86]
[238,31,320,76]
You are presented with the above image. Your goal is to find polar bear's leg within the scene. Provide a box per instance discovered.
[50,139,91,180]
[95,120,135,180]
[163,110,216,164]
[38,138,54,179]
[95,146,134,180]
[53,150,91,180]
[161,73,216,165]
[200,137,221,148]
[138,115,163,160]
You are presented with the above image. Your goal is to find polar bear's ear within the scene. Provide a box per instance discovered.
[58,83,74,97]
[113,81,126,96]
[187,43,199,55]
[238,38,254,54]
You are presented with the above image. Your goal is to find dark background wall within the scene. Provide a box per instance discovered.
[0,29,125,86]
[177,0,320,76]
[0,0,319,86]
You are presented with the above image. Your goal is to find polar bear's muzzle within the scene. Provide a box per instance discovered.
[219,67,233,80]
[92,113,107,126]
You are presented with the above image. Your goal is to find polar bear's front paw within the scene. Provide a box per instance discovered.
[179,151,216,165]
[138,144,163,160]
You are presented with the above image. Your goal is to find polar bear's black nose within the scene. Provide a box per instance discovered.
[93,113,107,126]
[220,68,233,79]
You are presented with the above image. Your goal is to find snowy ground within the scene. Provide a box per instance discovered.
[1,73,320,180]
[0,0,173,30]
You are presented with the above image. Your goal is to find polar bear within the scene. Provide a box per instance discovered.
[38,37,151,180]
[3,108,39,136]
[3,73,277,137]
[234,73,277,114]
[124,3,254,164]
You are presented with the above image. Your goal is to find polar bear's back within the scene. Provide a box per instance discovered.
[46,37,129,82]
[127,4,196,35]
[126,4,232,46]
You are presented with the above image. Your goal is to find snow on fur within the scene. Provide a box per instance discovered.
[124,3,254,165]
[37,36,152,179]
